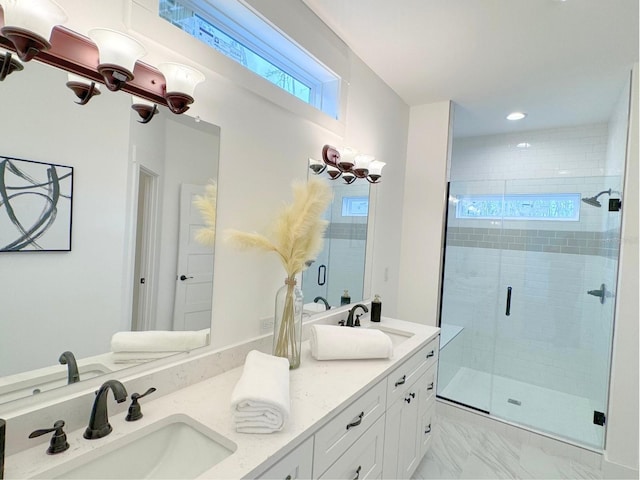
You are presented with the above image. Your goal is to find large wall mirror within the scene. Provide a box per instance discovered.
[0,59,220,405]
[301,176,370,312]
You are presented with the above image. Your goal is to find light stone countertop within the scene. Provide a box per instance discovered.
[5,317,440,480]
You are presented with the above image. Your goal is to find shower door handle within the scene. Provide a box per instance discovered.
[505,286,512,316]
[317,264,326,286]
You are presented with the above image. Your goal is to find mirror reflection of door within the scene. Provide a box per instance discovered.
[302,179,370,309]
[173,184,214,331]
[132,168,159,331]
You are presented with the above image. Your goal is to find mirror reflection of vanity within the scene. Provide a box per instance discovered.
[0,58,220,404]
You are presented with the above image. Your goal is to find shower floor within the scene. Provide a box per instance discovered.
[438,367,603,448]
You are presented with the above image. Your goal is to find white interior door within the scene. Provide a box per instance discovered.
[173,184,214,331]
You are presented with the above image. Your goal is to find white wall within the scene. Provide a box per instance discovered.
[397,101,452,324]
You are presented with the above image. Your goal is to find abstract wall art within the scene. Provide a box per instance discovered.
[0,156,73,252]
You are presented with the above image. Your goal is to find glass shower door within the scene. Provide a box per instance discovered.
[489,176,621,449]
[437,180,505,413]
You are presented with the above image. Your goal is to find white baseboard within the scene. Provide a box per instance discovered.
[602,458,639,479]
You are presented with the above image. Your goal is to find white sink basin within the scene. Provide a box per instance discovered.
[36,414,236,479]
[0,364,111,403]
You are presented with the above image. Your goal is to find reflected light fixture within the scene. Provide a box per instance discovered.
[0,46,23,80]
[0,0,67,61]
[66,73,100,105]
[157,62,205,114]
[506,111,527,121]
[131,95,158,124]
[311,144,385,184]
[88,28,146,91]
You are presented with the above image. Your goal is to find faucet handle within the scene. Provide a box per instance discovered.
[29,420,69,455]
[126,387,157,422]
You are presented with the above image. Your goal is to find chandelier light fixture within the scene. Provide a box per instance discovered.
[310,144,385,184]
[0,0,205,123]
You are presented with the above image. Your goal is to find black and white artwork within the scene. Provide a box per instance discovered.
[0,156,73,252]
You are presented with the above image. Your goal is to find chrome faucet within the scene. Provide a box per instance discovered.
[58,351,80,385]
[313,296,331,310]
[346,304,369,327]
[84,380,128,440]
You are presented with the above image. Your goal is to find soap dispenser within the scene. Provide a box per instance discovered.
[371,294,382,322]
[340,290,351,305]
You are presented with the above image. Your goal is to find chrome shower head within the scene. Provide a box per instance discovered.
[582,188,617,208]
[581,196,602,207]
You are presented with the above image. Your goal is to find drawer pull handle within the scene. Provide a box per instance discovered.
[394,375,406,387]
[427,382,434,390]
[353,465,362,480]
[425,423,432,434]
[285,476,292,480]
[426,350,435,359]
[346,411,364,430]
[404,392,415,403]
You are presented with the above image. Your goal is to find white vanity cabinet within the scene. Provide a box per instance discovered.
[254,332,440,480]
[382,337,439,480]
[259,436,314,480]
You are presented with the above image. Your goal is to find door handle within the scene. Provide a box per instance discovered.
[318,264,326,286]
[506,286,512,316]
[179,275,193,281]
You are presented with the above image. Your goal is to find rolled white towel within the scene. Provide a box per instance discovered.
[230,350,290,434]
[310,324,393,361]
[110,329,209,353]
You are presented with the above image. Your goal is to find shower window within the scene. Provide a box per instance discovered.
[455,193,581,221]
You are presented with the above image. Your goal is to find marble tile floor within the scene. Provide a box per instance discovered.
[412,414,603,479]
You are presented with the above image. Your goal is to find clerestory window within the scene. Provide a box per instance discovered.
[159,0,340,118]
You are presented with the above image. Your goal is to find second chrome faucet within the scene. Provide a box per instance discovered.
[84,380,128,440]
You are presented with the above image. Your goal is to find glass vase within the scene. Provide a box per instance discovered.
[273,276,303,369]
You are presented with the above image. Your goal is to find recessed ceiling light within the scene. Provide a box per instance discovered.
[517,142,531,148]
[507,112,527,121]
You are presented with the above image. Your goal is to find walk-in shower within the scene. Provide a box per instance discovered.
[437,82,631,449]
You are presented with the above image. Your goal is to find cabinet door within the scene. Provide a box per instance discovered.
[397,387,421,479]
[259,436,314,480]
[319,416,385,480]
[382,397,402,479]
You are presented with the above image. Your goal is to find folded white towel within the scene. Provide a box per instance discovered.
[110,329,210,353]
[111,351,180,364]
[310,324,393,360]
[230,350,290,434]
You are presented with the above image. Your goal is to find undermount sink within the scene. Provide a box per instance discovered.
[0,364,111,403]
[366,323,415,347]
[36,414,236,479]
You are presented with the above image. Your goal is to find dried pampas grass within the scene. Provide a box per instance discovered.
[193,180,217,247]
[225,178,332,276]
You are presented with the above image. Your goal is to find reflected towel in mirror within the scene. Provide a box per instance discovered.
[230,350,290,434]
[110,329,210,353]
[310,324,393,360]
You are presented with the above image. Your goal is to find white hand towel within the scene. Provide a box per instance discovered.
[230,350,290,434]
[110,329,209,353]
[310,324,393,360]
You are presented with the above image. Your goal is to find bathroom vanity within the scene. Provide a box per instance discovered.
[4,316,439,479]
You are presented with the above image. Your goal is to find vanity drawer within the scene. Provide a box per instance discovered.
[313,379,386,477]
[420,363,438,412]
[420,402,436,458]
[318,415,385,480]
[259,436,314,480]
[387,336,439,405]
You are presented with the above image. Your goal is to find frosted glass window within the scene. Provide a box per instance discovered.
[159,0,340,118]
[456,193,580,221]
[342,196,369,217]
